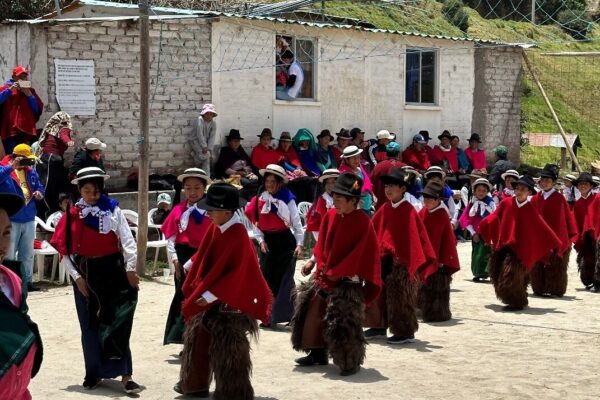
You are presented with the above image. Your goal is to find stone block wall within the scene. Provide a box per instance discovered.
[41,18,212,189]
[472,46,523,165]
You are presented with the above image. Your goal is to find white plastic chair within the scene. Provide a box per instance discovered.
[121,209,139,236]
[33,217,59,283]
[46,211,63,231]
[297,201,312,229]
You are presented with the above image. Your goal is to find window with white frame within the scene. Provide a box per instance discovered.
[405,49,437,105]
[275,35,316,100]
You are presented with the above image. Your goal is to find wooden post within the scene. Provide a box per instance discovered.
[136,0,150,276]
[522,51,582,173]
[560,148,567,170]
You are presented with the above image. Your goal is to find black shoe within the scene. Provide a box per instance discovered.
[387,335,415,345]
[295,350,328,366]
[591,283,600,293]
[503,305,524,311]
[364,328,386,338]
[123,379,141,394]
[173,381,209,397]
[340,365,361,376]
[27,284,41,292]
[82,377,101,390]
[472,277,481,282]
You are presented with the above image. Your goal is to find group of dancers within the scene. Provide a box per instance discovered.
[21,157,598,399]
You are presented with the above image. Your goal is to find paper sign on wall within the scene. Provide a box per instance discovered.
[54,59,96,116]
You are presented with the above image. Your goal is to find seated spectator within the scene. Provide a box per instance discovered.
[332,128,352,165]
[292,128,320,177]
[370,141,406,211]
[452,135,470,174]
[214,129,255,180]
[315,130,336,172]
[430,130,459,173]
[464,133,487,174]
[276,50,304,101]
[419,130,435,161]
[152,193,172,225]
[0,66,44,155]
[250,128,283,171]
[488,145,516,186]
[69,137,106,180]
[368,130,393,166]
[402,133,431,173]
[276,131,306,180]
[36,112,75,217]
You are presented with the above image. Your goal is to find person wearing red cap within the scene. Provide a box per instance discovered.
[0,66,44,156]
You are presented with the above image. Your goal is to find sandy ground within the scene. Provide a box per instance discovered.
[27,242,600,400]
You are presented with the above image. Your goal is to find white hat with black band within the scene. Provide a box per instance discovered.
[71,166,110,185]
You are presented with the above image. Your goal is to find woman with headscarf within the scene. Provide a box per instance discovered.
[245,164,304,326]
[292,128,321,177]
[36,111,75,216]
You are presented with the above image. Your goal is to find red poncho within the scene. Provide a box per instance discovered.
[371,201,437,280]
[276,146,301,169]
[479,197,562,271]
[573,194,596,251]
[181,222,273,322]
[419,206,460,280]
[250,144,283,170]
[464,148,487,170]
[430,145,458,171]
[0,85,43,140]
[402,146,431,171]
[531,190,578,256]
[306,194,331,233]
[313,209,382,304]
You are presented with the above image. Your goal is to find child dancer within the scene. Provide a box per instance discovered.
[306,168,339,240]
[480,176,561,311]
[458,178,496,282]
[174,183,272,399]
[572,173,598,289]
[418,182,460,322]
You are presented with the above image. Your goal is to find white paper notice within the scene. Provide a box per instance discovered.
[54,59,96,116]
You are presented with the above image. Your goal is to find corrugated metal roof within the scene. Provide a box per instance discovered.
[26,0,521,47]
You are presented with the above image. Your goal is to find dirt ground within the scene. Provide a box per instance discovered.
[27,242,600,399]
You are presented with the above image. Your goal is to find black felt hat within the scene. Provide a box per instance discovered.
[331,172,363,198]
[468,133,481,143]
[257,128,273,139]
[574,172,597,187]
[380,167,409,187]
[225,129,243,140]
[420,181,445,199]
[514,175,536,192]
[419,130,431,141]
[198,182,246,211]
[539,164,560,181]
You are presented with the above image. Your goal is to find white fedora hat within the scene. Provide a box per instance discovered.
[177,168,212,185]
[259,164,288,184]
[318,168,340,183]
[71,166,110,185]
[341,145,363,159]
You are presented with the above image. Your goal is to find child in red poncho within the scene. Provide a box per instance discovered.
[306,168,339,240]
[418,182,460,322]
[160,168,212,345]
[291,173,381,376]
[572,173,598,290]
[479,176,562,311]
[174,183,272,399]
[365,167,436,344]
[530,164,578,297]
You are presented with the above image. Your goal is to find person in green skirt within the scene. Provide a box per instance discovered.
[458,178,496,282]
[160,168,212,345]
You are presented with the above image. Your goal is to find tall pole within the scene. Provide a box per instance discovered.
[531,0,535,25]
[54,0,62,16]
[136,0,150,275]
[522,51,582,173]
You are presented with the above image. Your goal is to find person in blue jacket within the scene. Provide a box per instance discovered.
[0,144,44,291]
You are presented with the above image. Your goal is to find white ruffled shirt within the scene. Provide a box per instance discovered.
[168,202,207,262]
[252,192,304,246]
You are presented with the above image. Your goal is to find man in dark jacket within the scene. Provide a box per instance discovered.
[69,137,106,179]
[488,145,516,186]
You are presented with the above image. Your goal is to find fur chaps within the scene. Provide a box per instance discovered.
[419,267,452,322]
[387,266,419,336]
[325,282,366,371]
[207,311,258,400]
[180,313,212,393]
[578,236,596,287]
[290,279,318,352]
[489,248,528,309]
[531,249,570,296]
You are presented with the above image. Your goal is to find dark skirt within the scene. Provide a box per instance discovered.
[36,154,68,218]
[164,243,197,345]
[471,240,491,278]
[73,253,138,380]
[260,230,296,324]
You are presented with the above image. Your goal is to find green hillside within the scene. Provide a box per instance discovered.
[316,0,600,170]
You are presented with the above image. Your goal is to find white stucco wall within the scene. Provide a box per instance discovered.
[211,19,475,149]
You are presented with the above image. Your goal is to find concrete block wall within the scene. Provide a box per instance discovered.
[41,19,212,189]
[472,46,523,164]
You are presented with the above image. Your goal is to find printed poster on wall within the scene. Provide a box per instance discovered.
[54,59,96,116]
